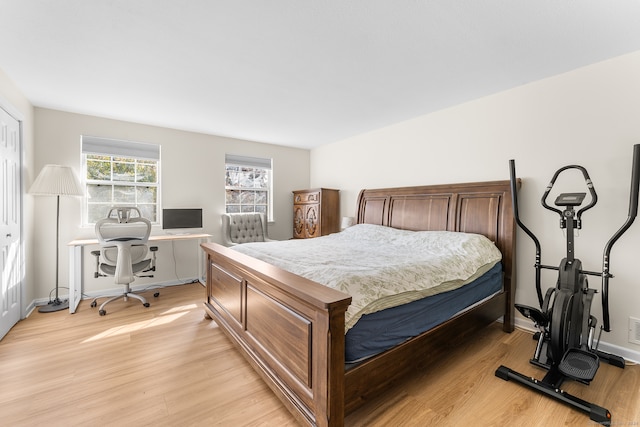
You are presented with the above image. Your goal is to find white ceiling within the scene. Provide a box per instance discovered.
[2,1,640,149]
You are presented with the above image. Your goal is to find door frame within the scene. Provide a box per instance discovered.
[0,95,25,329]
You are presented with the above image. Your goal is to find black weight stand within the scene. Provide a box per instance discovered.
[496,144,640,426]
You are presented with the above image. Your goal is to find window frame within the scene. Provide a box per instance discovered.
[224,154,273,221]
[81,136,161,226]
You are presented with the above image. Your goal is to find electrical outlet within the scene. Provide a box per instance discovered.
[630,317,640,345]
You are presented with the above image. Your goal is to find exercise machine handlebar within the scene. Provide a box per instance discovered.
[541,165,598,227]
[601,143,640,331]
[509,159,544,308]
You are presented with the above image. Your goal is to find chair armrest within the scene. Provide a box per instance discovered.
[221,237,238,246]
[221,214,238,246]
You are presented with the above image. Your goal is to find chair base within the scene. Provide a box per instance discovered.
[91,284,157,316]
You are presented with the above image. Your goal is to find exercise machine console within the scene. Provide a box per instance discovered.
[495,144,640,425]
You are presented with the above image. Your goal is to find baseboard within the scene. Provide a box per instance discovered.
[514,317,640,365]
[24,301,37,318]
[30,278,202,316]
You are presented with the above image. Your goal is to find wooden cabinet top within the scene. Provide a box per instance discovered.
[292,188,339,194]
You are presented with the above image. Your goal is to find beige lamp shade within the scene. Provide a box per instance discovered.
[29,164,84,196]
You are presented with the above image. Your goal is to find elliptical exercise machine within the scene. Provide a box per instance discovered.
[496,144,640,425]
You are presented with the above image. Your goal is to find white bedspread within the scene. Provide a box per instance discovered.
[232,224,502,330]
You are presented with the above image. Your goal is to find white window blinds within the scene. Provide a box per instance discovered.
[82,135,160,160]
[225,154,272,169]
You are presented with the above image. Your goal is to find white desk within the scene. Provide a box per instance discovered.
[67,233,212,314]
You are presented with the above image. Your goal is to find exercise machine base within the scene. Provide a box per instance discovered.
[495,365,612,425]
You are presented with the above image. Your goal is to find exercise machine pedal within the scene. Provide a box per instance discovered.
[515,304,548,327]
[558,348,599,383]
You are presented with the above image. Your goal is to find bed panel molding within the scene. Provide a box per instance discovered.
[357,196,388,226]
[387,194,452,231]
[245,284,313,389]
[455,192,502,240]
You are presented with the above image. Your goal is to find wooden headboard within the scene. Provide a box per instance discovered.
[356,179,518,330]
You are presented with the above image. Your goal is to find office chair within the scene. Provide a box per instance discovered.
[221,212,276,246]
[90,207,159,316]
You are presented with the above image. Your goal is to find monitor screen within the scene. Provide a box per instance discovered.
[162,208,203,230]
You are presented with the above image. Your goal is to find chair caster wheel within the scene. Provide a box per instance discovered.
[154,292,159,297]
[99,310,106,316]
[91,301,97,308]
[143,303,150,307]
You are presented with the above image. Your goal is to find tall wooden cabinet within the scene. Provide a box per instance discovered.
[292,188,339,239]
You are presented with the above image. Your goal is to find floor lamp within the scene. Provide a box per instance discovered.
[29,164,84,313]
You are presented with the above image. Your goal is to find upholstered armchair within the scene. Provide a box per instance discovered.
[221,212,276,246]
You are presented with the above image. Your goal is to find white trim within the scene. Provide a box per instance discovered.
[0,94,24,121]
[0,96,26,324]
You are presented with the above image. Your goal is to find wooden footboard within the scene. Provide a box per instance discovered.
[202,243,352,427]
[343,290,508,413]
[202,179,517,426]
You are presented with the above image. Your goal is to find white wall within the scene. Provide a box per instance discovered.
[311,50,640,356]
[32,108,310,301]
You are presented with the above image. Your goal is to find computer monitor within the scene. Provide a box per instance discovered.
[162,208,203,233]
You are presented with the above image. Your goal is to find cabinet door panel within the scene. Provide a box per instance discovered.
[305,204,319,238]
[293,205,305,238]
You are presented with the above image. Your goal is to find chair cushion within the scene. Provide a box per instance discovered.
[229,213,266,244]
[100,259,151,276]
[100,244,149,266]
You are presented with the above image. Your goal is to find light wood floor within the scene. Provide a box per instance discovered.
[1,283,638,426]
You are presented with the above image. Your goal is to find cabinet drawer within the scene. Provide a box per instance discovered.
[294,191,320,204]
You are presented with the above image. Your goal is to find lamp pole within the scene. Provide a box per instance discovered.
[39,194,67,312]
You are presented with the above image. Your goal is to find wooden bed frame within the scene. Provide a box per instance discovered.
[201,179,518,426]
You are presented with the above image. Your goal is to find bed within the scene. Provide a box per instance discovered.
[201,179,518,427]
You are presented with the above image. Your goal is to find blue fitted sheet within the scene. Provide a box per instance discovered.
[345,262,503,364]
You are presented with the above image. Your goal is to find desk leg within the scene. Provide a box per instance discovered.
[68,245,83,313]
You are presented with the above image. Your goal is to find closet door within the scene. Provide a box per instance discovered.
[0,105,21,340]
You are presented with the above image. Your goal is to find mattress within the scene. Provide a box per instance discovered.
[345,261,503,364]
[232,223,503,330]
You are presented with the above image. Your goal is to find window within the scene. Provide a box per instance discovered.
[82,136,160,224]
[225,154,272,219]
